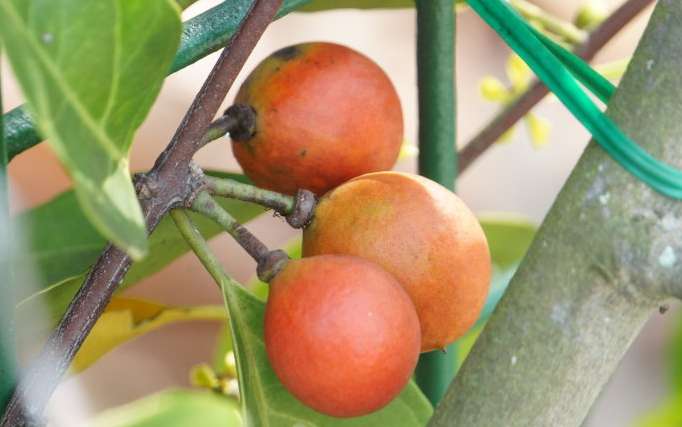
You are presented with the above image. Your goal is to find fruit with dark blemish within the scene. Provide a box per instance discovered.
[230,42,403,195]
[264,254,420,417]
[302,171,492,352]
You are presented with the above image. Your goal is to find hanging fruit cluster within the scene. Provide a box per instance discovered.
[227,42,492,417]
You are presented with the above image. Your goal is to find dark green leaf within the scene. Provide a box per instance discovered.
[89,389,241,427]
[221,280,433,426]
[0,0,182,257]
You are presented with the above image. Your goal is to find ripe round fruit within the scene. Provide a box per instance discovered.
[231,42,403,195]
[302,172,491,352]
[264,255,420,417]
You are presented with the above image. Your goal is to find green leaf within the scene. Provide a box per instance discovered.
[472,215,536,324]
[0,0,182,258]
[453,215,536,370]
[211,323,234,376]
[15,173,264,340]
[221,280,433,426]
[479,214,537,269]
[89,389,241,427]
[72,297,224,374]
[635,394,682,427]
[667,314,682,392]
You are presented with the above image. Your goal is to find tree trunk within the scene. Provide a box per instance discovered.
[430,1,682,425]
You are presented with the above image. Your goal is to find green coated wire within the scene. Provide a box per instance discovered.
[468,0,682,199]
[532,27,615,104]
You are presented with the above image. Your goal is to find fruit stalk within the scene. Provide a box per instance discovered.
[414,0,458,406]
[430,1,682,425]
[191,191,270,262]
[0,1,282,424]
[191,191,288,281]
[204,176,295,215]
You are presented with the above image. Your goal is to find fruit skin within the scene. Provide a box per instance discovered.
[264,255,420,417]
[303,172,491,352]
[232,42,403,195]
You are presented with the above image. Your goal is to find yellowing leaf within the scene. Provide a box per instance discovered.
[72,297,224,373]
[525,113,551,148]
[479,76,511,102]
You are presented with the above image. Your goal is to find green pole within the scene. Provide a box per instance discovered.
[414,0,458,406]
[0,49,18,415]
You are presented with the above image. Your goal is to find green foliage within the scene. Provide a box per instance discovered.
[14,173,264,340]
[221,278,433,426]
[88,390,242,427]
[479,215,536,269]
[635,394,682,427]
[638,312,682,425]
[668,313,682,392]
[457,216,536,362]
[0,0,182,258]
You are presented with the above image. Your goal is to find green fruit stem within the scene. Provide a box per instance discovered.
[191,191,288,281]
[205,176,295,215]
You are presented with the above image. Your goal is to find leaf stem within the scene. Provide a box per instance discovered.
[458,0,655,174]
[205,176,295,214]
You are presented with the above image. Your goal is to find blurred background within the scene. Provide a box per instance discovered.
[2,1,676,425]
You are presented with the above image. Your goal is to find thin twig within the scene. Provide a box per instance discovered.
[0,1,282,425]
[458,0,655,174]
